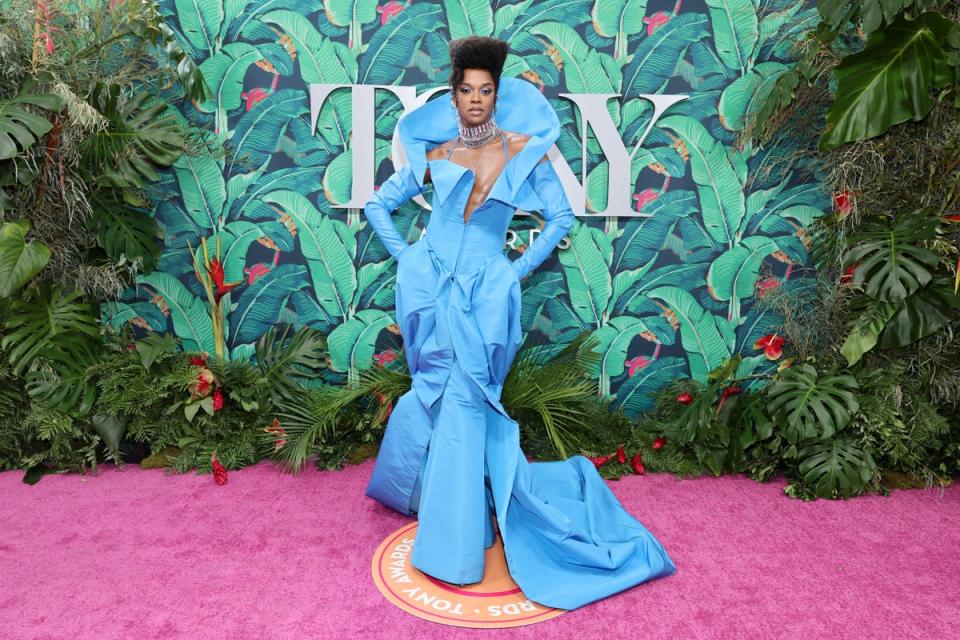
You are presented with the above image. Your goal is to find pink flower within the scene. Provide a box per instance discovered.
[632,188,660,211]
[626,355,651,377]
[676,392,693,405]
[643,11,672,35]
[652,436,666,450]
[243,262,272,285]
[240,88,270,111]
[376,0,406,24]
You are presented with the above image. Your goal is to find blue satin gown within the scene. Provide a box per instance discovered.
[363,77,675,610]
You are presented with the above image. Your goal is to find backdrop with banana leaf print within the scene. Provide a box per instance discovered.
[102,0,825,417]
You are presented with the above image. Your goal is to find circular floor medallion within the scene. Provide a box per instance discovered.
[371,521,566,628]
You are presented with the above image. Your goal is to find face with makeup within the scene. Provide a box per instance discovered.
[452,68,497,127]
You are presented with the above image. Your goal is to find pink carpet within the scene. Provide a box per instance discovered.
[1,459,957,639]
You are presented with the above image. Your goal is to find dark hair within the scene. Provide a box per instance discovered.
[448,36,510,94]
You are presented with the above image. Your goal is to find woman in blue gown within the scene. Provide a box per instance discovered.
[362,36,675,611]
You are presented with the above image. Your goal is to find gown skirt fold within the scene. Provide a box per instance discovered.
[365,238,676,611]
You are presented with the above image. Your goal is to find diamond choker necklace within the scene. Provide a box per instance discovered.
[457,113,500,148]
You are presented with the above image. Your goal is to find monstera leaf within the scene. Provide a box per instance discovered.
[767,364,859,445]
[0,91,64,160]
[797,438,876,499]
[89,192,163,269]
[820,11,956,150]
[658,115,746,249]
[845,219,939,302]
[25,339,101,415]
[0,220,50,297]
[83,83,185,190]
[1,284,100,376]
[841,277,959,365]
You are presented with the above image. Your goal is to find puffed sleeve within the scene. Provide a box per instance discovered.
[362,163,424,260]
[511,158,575,281]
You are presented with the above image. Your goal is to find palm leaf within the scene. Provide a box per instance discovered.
[659,115,746,249]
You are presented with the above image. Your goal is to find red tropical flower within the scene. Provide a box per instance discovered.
[192,368,215,397]
[588,454,613,469]
[631,451,646,474]
[756,278,780,298]
[265,418,287,451]
[652,436,666,450]
[189,355,207,367]
[676,392,693,405]
[833,191,854,216]
[754,334,785,360]
[211,452,228,486]
[616,445,626,464]
[840,262,859,285]
[207,258,240,302]
[212,388,224,412]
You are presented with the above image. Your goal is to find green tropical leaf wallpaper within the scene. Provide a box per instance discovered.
[104,0,827,417]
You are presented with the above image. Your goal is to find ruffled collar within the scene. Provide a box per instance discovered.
[393,77,560,209]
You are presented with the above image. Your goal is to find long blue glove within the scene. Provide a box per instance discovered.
[511,159,575,281]
[362,163,423,260]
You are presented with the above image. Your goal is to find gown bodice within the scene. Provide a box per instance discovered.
[421,131,518,269]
